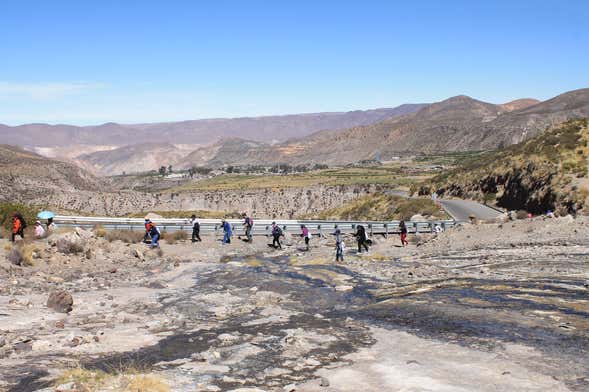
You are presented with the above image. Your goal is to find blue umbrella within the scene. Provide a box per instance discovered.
[37,211,55,219]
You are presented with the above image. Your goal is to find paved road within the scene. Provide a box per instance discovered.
[439,199,504,221]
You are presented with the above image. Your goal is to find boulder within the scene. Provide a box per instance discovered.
[410,214,426,222]
[51,232,87,254]
[47,290,73,313]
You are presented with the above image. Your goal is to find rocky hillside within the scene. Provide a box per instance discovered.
[78,143,196,176]
[414,119,589,214]
[0,145,109,205]
[222,88,588,166]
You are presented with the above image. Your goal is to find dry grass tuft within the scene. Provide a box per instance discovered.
[55,366,170,392]
[6,243,38,266]
[106,230,144,244]
[94,225,107,238]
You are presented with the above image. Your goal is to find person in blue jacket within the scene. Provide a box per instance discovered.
[222,219,232,244]
[149,223,161,248]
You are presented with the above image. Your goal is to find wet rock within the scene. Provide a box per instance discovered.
[47,290,73,313]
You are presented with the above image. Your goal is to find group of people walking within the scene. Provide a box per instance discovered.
[9,213,56,242]
[143,213,411,263]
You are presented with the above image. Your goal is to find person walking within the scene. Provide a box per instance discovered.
[47,217,57,232]
[222,219,232,244]
[149,223,161,248]
[271,222,283,249]
[143,218,152,243]
[242,213,253,243]
[301,225,310,251]
[11,213,25,242]
[355,224,369,253]
[335,229,344,262]
[399,220,409,247]
[190,215,201,242]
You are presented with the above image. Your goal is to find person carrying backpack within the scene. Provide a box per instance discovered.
[271,222,282,249]
[242,213,253,243]
[334,229,344,262]
[190,215,201,242]
[149,223,161,248]
[399,220,409,247]
[355,224,369,253]
[11,213,25,242]
[143,218,152,243]
[301,224,310,251]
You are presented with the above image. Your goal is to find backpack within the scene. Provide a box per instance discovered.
[274,226,282,236]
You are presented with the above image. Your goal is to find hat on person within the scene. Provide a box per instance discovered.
[35,220,41,225]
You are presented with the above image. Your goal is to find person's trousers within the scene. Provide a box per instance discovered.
[223,233,231,244]
[401,233,408,245]
[245,227,252,242]
[150,234,160,248]
[273,236,281,249]
[11,229,23,242]
[192,228,201,242]
[304,237,310,248]
[358,240,368,252]
[336,244,344,261]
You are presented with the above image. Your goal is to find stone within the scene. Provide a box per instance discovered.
[283,384,297,392]
[133,248,145,260]
[55,382,76,391]
[47,290,73,313]
[320,377,330,387]
[55,320,65,329]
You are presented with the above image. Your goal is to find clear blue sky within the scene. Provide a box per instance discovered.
[0,0,587,125]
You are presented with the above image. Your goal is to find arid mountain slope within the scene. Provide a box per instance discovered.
[78,143,197,176]
[220,88,589,166]
[499,98,540,112]
[0,104,427,149]
[414,119,589,214]
[0,145,109,204]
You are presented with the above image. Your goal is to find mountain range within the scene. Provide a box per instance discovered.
[1,88,588,175]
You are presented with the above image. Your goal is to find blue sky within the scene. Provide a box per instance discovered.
[0,0,587,125]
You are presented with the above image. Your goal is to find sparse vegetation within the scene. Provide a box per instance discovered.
[307,193,445,221]
[55,366,170,392]
[169,165,430,192]
[105,230,145,244]
[415,119,589,214]
[6,243,38,266]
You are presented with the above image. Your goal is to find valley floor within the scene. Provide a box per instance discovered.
[0,216,588,392]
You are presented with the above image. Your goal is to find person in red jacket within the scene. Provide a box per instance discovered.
[11,213,24,242]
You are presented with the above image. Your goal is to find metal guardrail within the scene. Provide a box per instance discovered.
[53,215,459,237]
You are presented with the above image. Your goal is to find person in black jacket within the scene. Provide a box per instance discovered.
[190,215,201,242]
[355,224,369,253]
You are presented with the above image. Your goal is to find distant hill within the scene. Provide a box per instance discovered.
[0,104,427,149]
[221,88,589,166]
[0,145,108,204]
[499,98,540,112]
[414,119,589,215]
[78,143,196,176]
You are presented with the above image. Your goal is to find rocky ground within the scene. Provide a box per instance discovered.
[0,216,588,392]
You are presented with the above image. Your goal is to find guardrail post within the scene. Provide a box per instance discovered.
[368,223,373,237]
[385,223,388,238]
[318,224,322,238]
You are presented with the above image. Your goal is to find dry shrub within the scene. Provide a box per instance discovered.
[106,230,144,244]
[124,375,170,392]
[6,244,37,266]
[163,230,187,244]
[93,225,107,238]
[55,367,169,392]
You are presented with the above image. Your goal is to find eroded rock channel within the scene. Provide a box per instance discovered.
[1,216,589,391]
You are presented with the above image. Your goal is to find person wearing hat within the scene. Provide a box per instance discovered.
[34,220,46,238]
[334,228,344,262]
